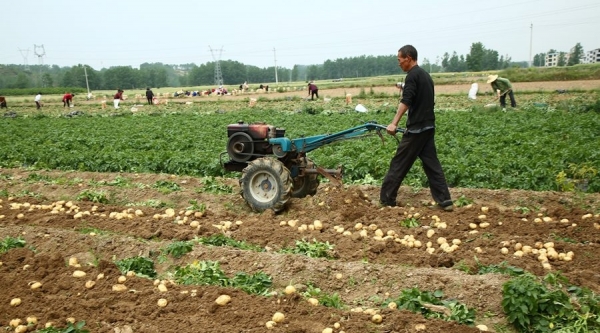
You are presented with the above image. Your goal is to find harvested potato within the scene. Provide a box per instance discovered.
[215,295,231,306]
[284,285,296,295]
[72,270,86,278]
[9,319,21,327]
[371,314,383,324]
[112,284,128,292]
[272,312,285,323]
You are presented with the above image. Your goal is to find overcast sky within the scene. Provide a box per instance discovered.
[2,0,598,70]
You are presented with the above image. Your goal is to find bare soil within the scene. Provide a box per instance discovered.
[12,79,599,107]
[1,168,599,333]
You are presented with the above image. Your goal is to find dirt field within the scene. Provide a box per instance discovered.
[1,168,599,333]
[6,79,599,107]
[178,79,600,102]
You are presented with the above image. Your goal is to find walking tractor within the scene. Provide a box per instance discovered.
[220,121,404,212]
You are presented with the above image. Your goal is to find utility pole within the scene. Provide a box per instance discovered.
[209,45,224,87]
[529,23,533,67]
[273,48,279,84]
[84,66,90,95]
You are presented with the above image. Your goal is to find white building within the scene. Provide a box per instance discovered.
[584,48,600,64]
[545,53,559,67]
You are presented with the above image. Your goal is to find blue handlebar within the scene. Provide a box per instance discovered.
[269,121,404,154]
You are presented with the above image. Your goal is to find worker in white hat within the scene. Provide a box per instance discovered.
[487,74,517,109]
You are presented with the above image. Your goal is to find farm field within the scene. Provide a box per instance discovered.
[1,81,599,333]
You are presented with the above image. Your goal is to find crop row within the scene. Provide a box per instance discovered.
[0,107,598,192]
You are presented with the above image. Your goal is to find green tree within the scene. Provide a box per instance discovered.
[102,66,139,90]
[533,53,546,66]
[567,42,584,66]
[14,73,31,88]
[499,55,512,69]
[306,65,321,81]
[186,64,212,86]
[61,65,101,90]
[446,52,466,72]
[291,65,301,81]
[482,49,499,70]
[557,52,566,66]
[441,52,450,71]
[466,42,485,72]
[139,65,168,88]
[42,73,54,87]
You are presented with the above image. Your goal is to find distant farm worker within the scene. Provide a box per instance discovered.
[114,89,124,109]
[62,92,74,107]
[379,44,454,212]
[487,75,516,109]
[308,81,319,100]
[146,88,154,105]
[34,92,42,110]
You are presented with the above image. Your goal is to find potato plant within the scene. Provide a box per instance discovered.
[0,96,598,192]
[0,236,26,254]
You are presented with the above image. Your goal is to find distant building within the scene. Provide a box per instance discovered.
[584,48,600,64]
[545,53,559,67]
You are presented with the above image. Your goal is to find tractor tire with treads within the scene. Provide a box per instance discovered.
[240,157,292,212]
[292,159,319,198]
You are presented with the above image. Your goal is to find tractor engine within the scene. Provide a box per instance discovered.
[226,121,286,164]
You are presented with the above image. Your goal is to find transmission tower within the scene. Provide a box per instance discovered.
[209,45,224,87]
[33,44,46,87]
[34,44,46,65]
[18,48,30,70]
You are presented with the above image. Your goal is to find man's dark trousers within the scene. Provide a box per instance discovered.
[380,128,451,206]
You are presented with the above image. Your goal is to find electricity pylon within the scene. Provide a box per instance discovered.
[209,45,224,87]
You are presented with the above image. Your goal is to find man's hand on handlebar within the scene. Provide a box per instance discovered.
[386,124,398,135]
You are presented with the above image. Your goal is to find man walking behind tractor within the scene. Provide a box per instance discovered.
[379,44,454,212]
[487,74,517,110]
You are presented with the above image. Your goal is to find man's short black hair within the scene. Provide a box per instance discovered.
[398,45,418,61]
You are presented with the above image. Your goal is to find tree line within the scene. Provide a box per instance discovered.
[0,42,546,91]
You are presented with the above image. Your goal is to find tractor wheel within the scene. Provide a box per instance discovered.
[240,157,292,213]
[292,159,319,198]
